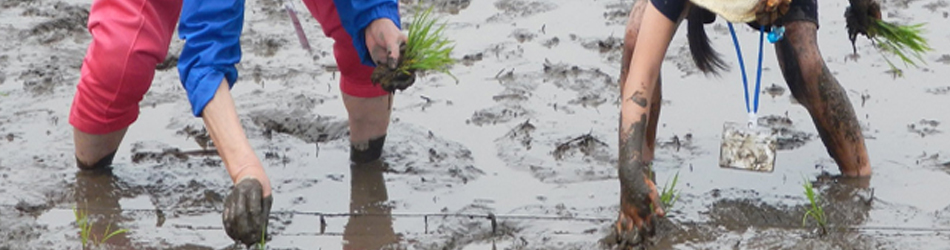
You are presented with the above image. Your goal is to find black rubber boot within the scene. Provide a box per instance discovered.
[76,150,117,170]
[350,135,386,164]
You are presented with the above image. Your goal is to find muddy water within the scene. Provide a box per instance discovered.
[1,0,949,249]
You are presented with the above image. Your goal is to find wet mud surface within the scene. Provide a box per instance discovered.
[1,0,950,249]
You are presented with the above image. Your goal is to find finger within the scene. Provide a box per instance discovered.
[223,190,239,238]
[232,185,251,239]
[387,43,400,69]
[644,180,665,217]
[247,185,263,231]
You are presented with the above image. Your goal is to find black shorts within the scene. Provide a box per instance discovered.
[650,0,819,27]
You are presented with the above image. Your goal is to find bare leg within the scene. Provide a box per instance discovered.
[343,93,392,163]
[774,22,871,177]
[202,79,272,196]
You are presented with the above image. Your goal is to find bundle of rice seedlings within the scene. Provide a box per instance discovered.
[847,1,932,75]
[371,5,457,91]
[868,20,931,73]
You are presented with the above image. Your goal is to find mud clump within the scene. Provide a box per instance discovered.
[249,110,349,143]
[468,105,530,126]
[756,115,813,150]
[24,3,90,44]
[510,28,537,43]
[552,133,610,162]
[251,37,287,57]
[907,119,941,137]
[402,0,472,14]
[459,52,483,66]
[543,62,617,108]
[488,0,558,22]
[381,123,484,191]
[20,62,65,96]
[581,36,623,54]
[603,1,635,25]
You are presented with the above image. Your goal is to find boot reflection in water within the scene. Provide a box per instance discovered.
[344,159,398,249]
[73,167,133,248]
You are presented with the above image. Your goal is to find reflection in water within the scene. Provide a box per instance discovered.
[344,160,398,250]
[73,167,133,249]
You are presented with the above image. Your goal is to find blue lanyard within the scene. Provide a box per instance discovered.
[726,23,766,116]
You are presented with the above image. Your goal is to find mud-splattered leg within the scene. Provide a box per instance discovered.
[615,0,680,243]
[774,21,871,177]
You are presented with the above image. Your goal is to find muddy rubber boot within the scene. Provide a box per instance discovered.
[350,135,386,164]
[76,150,117,170]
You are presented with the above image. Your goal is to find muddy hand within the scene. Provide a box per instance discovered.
[617,167,664,243]
[366,18,416,92]
[223,177,273,247]
[845,0,882,45]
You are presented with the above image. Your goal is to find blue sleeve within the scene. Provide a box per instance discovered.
[332,0,402,67]
[177,0,245,117]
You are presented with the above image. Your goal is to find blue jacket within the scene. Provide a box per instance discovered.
[177,0,400,117]
[333,0,402,67]
[177,0,244,117]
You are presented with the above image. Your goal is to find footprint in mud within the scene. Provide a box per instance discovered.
[907,119,941,137]
[496,120,617,183]
[543,62,618,108]
[757,115,814,151]
[488,0,557,22]
[22,2,90,44]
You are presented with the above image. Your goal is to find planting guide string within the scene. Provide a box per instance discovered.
[4,204,950,237]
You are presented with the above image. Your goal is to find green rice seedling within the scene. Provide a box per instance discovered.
[74,206,129,248]
[659,172,680,210]
[402,5,456,80]
[801,177,827,235]
[97,224,129,246]
[74,206,91,248]
[869,20,932,75]
[256,225,267,250]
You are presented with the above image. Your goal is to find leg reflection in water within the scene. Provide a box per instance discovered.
[344,159,398,249]
[73,167,133,248]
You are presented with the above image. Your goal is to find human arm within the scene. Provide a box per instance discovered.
[616,0,677,236]
[177,0,272,246]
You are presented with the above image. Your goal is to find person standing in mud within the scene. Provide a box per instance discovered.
[69,0,272,246]
[614,0,878,242]
[297,0,415,164]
